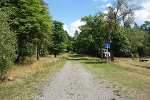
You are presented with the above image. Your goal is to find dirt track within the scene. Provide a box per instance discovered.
[36,58,120,100]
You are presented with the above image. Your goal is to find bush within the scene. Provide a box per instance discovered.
[0,11,17,81]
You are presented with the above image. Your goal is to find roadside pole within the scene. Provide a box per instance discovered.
[105,43,110,67]
[107,46,108,67]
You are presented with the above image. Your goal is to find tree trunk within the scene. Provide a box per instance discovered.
[55,54,56,57]
[36,45,37,56]
[110,50,114,62]
[100,46,103,60]
[15,51,20,64]
[130,51,134,60]
[30,50,31,63]
[129,48,134,60]
[0,67,3,81]
[37,45,39,61]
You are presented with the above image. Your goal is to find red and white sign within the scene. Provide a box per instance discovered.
[105,52,110,57]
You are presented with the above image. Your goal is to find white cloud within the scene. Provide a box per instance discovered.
[102,1,150,25]
[103,10,108,14]
[106,3,112,7]
[63,19,86,37]
[100,3,112,9]
[63,24,69,33]
[134,1,150,24]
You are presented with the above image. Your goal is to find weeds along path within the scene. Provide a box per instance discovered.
[36,57,120,100]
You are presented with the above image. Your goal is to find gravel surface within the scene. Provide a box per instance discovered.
[36,58,121,100]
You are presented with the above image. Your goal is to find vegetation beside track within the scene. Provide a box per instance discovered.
[71,54,150,100]
[0,54,69,100]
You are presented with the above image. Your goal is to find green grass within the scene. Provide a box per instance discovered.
[70,93,75,95]
[113,89,121,96]
[71,54,150,100]
[0,54,68,100]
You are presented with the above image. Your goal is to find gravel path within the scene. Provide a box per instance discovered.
[36,58,120,100]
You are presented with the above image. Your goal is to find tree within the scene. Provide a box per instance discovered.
[74,30,79,37]
[125,23,147,59]
[111,27,130,57]
[140,21,150,34]
[51,20,67,57]
[65,31,73,52]
[73,30,99,55]
[81,12,107,59]
[140,21,150,56]
[1,0,53,61]
[105,0,140,61]
[0,11,17,81]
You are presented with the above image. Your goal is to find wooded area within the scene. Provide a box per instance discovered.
[73,0,150,61]
[0,0,150,81]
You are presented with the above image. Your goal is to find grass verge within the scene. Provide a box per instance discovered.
[71,54,150,100]
[0,54,69,100]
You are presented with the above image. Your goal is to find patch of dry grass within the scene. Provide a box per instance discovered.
[0,54,69,99]
[114,57,150,68]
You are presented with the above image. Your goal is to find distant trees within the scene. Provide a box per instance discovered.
[0,11,17,80]
[74,30,79,37]
[73,0,150,60]
[138,21,150,56]
[80,12,107,59]
[50,20,67,57]
[66,31,73,52]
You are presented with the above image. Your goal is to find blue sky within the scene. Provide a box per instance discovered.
[43,0,150,37]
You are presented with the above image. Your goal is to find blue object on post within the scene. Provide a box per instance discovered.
[105,43,110,48]
[105,43,110,67]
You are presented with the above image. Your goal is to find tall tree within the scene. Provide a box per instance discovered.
[106,0,140,61]
[51,20,67,57]
[140,21,150,56]
[65,31,73,52]
[0,11,17,81]
[0,0,53,61]
[81,12,107,59]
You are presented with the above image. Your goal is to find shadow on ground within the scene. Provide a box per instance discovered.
[69,54,106,65]
[68,54,91,61]
[83,61,106,64]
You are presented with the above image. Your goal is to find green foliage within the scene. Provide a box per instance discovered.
[140,21,150,56]
[65,31,73,52]
[0,11,17,79]
[0,0,53,61]
[73,0,147,59]
[50,20,67,57]
[73,12,107,56]
[111,27,130,57]
[126,25,148,57]
[73,31,99,55]
[140,21,150,34]
[74,30,79,37]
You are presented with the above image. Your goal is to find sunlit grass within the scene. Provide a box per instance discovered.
[72,54,150,100]
[114,57,150,68]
